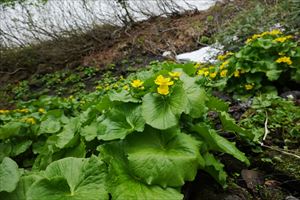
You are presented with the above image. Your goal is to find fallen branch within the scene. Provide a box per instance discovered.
[260,144,300,159]
[0,68,26,75]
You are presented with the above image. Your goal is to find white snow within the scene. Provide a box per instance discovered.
[0,0,218,46]
[176,44,223,63]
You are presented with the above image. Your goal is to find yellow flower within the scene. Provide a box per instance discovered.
[194,63,201,68]
[16,108,29,113]
[252,34,262,40]
[197,68,209,76]
[276,56,292,65]
[245,84,254,90]
[268,29,282,35]
[218,52,234,61]
[274,35,293,43]
[220,70,228,78]
[157,85,170,95]
[113,83,119,88]
[209,72,217,79]
[38,108,46,114]
[246,38,253,44]
[24,117,36,125]
[96,85,102,90]
[274,37,287,43]
[154,75,174,86]
[233,70,240,77]
[217,54,226,61]
[168,71,181,80]
[123,85,129,90]
[0,110,10,114]
[220,61,229,70]
[131,79,144,88]
[197,69,204,76]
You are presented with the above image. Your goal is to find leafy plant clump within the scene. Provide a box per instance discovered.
[240,93,300,145]
[0,62,255,199]
[197,30,300,95]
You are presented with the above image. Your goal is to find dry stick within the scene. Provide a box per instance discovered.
[0,68,26,75]
[260,144,300,159]
[259,112,300,159]
[263,111,269,141]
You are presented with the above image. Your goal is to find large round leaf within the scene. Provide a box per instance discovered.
[124,127,202,187]
[99,143,183,200]
[0,157,20,193]
[27,157,108,200]
[142,85,186,130]
[0,174,41,200]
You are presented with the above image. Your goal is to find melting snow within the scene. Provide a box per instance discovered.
[176,45,223,63]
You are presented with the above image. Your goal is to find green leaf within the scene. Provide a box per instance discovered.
[202,152,227,187]
[142,85,186,130]
[266,69,282,81]
[108,90,141,103]
[0,143,12,161]
[27,156,108,200]
[10,140,32,157]
[0,122,23,140]
[98,104,145,141]
[38,118,61,135]
[0,174,41,200]
[56,118,81,149]
[0,157,20,192]
[181,74,207,118]
[95,96,111,112]
[192,123,250,166]
[100,143,183,200]
[54,140,86,159]
[81,122,98,142]
[206,95,229,112]
[125,127,202,187]
[219,112,255,141]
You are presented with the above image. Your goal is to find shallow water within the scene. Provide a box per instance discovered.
[0,0,218,46]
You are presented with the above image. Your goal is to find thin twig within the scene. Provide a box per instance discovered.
[0,68,26,75]
[260,144,300,159]
[263,111,269,141]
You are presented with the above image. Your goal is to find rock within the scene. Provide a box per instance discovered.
[241,169,264,192]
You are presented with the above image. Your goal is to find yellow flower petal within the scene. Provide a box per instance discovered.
[233,70,240,77]
[276,56,292,65]
[168,71,181,79]
[38,108,46,114]
[131,79,144,88]
[157,85,169,95]
[209,72,217,79]
[220,70,228,78]
[155,75,174,86]
[245,84,254,90]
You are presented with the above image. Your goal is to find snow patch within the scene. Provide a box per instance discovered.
[176,45,223,63]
